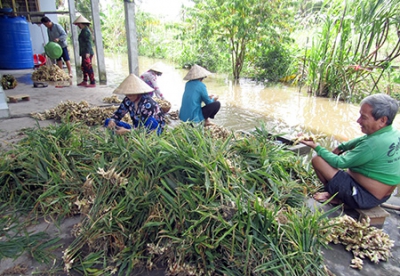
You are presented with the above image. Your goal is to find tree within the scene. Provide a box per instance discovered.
[75,0,92,19]
[185,0,294,79]
[100,0,126,52]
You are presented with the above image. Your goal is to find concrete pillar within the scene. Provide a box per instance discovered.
[0,76,10,118]
[67,0,80,78]
[124,0,139,75]
[91,0,107,84]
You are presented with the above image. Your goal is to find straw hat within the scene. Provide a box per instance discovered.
[73,15,91,25]
[183,64,212,80]
[149,62,166,73]
[113,74,154,95]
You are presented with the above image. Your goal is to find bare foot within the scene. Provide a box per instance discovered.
[313,192,331,201]
[313,192,342,205]
[204,119,215,126]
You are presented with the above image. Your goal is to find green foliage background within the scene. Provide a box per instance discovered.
[71,0,400,100]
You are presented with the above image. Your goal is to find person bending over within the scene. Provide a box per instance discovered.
[41,16,72,77]
[140,62,165,99]
[301,93,400,209]
[105,74,165,135]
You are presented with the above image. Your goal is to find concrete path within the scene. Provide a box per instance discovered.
[1,69,113,118]
[0,68,115,150]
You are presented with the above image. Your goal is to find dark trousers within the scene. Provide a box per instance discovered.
[81,55,95,84]
[202,101,220,120]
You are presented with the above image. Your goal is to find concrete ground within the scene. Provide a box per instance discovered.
[0,68,115,149]
[0,69,399,275]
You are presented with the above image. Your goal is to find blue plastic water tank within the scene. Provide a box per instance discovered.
[0,16,34,69]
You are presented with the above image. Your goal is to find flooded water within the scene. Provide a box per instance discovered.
[103,54,400,146]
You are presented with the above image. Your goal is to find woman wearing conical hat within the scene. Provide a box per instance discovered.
[140,62,165,99]
[104,74,165,135]
[73,15,96,87]
[179,64,220,126]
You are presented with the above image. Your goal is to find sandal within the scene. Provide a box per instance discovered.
[33,82,48,88]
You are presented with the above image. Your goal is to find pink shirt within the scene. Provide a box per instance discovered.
[140,70,163,99]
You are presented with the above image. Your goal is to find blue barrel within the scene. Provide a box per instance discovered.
[0,16,34,69]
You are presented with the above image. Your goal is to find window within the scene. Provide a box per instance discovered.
[0,0,40,22]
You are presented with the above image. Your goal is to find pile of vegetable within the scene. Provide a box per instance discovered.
[323,215,394,269]
[1,74,17,90]
[0,122,330,275]
[31,64,70,82]
[0,121,394,275]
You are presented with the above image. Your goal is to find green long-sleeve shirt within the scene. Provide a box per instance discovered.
[314,125,400,185]
[78,26,94,56]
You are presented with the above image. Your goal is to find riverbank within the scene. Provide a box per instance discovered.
[0,69,399,276]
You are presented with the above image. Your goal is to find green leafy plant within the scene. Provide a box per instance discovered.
[0,122,330,275]
[302,0,400,101]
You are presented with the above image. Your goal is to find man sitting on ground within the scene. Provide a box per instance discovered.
[301,93,400,209]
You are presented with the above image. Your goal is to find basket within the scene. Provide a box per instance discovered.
[44,42,62,59]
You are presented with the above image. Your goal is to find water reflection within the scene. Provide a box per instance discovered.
[103,53,400,145]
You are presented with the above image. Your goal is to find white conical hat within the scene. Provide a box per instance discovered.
[113,74,154,95]
[183,64,212,80]
[149,62,166,73]
[73,15,91,25]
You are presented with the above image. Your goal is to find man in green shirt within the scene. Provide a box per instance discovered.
[301,94,400,209]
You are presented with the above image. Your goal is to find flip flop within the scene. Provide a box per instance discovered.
[33,82,48,88]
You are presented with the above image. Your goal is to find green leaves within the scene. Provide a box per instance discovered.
[304,0,400,101]
[0,122,327,275]
[183,0,295,78]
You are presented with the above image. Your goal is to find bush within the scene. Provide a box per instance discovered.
[252,44,294,82]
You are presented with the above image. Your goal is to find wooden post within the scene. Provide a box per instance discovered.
[24,0,30,21]
[11,0,16,16]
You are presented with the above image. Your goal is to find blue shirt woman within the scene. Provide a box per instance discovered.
[179,64,220,126]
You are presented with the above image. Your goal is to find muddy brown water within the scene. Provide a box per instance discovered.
[103,54,400,146]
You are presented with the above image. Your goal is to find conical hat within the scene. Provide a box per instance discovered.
[73,15,91,25]
[149,62,166,73]
[113,74,154,95]
[183,64,212,80]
